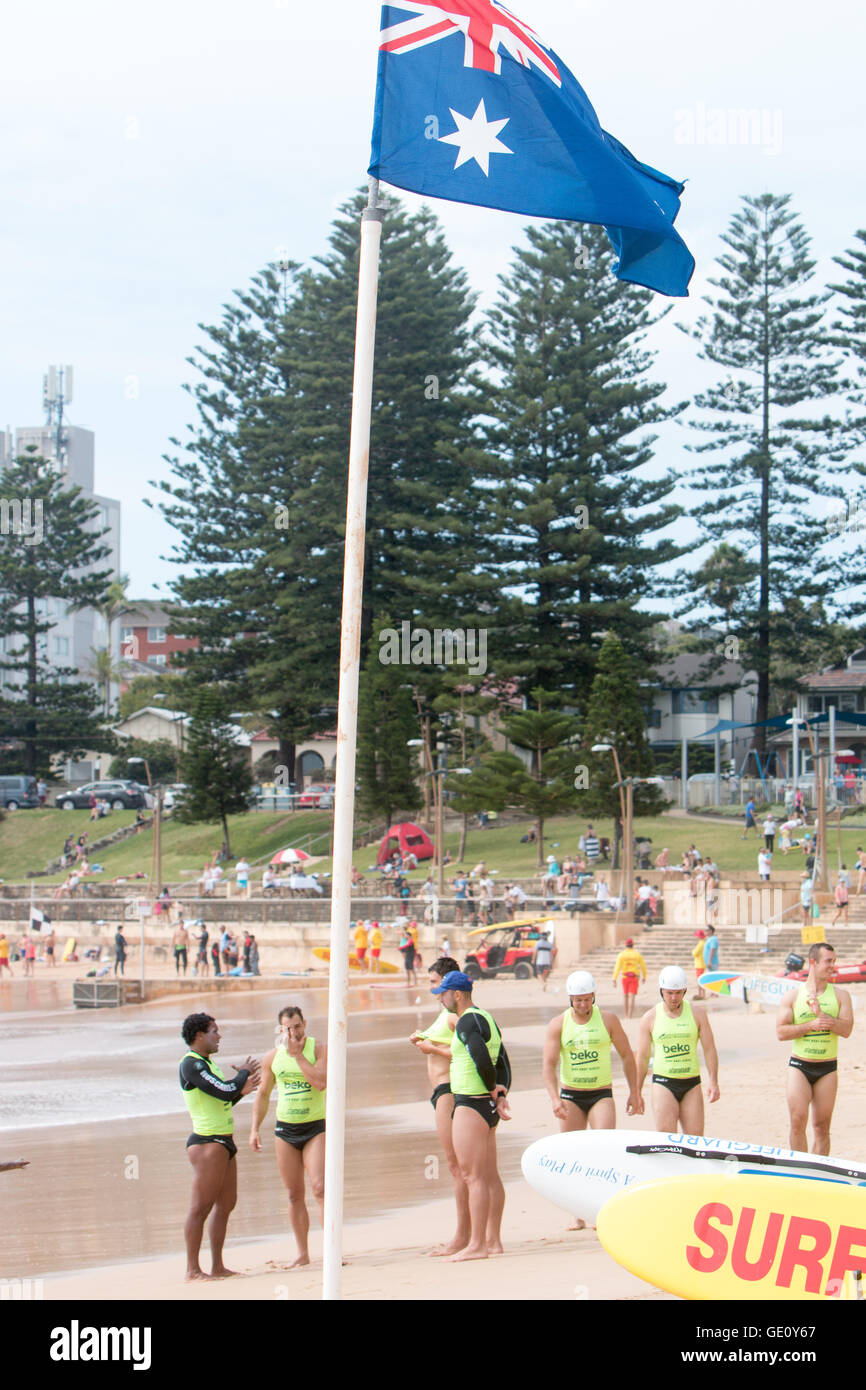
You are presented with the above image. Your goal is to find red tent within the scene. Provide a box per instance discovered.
[376,822,435,865]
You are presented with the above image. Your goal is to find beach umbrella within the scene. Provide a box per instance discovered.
[270,847,314,866]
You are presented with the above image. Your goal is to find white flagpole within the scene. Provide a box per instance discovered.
[322,178,384,1301]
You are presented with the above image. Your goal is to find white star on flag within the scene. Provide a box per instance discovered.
[438,99,513,176]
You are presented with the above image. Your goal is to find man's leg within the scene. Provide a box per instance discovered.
[786,1066,812,1152]
[431,1092,470,1257]
[450,1105,492,1261]
[808,1071,838,1156]
[588,1097,616,1130]
[677,1082,705,1138]
[484,1127,505,1255]
[275,1136,312,1267]
[207,1146,239,1277]
[184,1143,231,1280]
[302,1130,327,1235]
[650,1080,683,1133]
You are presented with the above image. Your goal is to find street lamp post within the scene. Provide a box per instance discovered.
[787,716,828,892]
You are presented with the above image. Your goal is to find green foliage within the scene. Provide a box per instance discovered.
[452,688,581,866]
[117,674,188,721]
[678,194,844,741]
[0,449,114,775]
[577,634,666,823]
[356,616,423,828]
[175,687,253,857]
[477,221,684,704]
[108,737,180,783]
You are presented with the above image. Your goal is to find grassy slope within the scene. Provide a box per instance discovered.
[0,808,333,885]
[2,805,864,886]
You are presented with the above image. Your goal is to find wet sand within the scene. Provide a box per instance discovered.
[3,972,866,1298]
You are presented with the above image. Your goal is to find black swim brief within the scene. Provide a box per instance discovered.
[789,1057,838,1086]
[453,1093,499,1129]
[186,1133,237,1158]
[652,1074,701,1102]
[275,1119,326,1150]
[430,1082,453,1110]
[560,1085,613,1115]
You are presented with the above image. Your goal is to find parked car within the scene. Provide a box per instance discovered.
[0,775,41,810]
[55,780,149,811]
[296,784,335,809]
[160,783,188,811]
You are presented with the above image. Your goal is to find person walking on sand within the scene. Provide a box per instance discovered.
[832,871,849,926]
[777,942,854,1155]
[612,938,647,1018]
[534,931,555,990]
[636,966,720,1136]
[249,1006,326,1269]
[544,970,643,1136]
[173,923,190,976]
[0,933,13,978]
[409,955,470,1257]
[429,970,511,1262]
[114,926,128,976]
[180,1012,260,1281]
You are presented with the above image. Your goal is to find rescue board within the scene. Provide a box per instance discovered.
[700,970,792,1007]
[520,1129,866,1227]
[311,947,398,974]
[597,1173,866,1300]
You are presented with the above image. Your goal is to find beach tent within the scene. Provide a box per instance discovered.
[376,822,434,866]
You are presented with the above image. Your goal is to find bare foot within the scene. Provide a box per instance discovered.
[448,1245,488,1262]
[185,1269,216,1282]
[288,1254,310,1269]
[210,1266,240,1278]
[567,1219,586,1232]
[486,1240,504,1255]
[429,1239,471,1257]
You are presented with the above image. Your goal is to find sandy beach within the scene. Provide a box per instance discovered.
[5,966,866,1304]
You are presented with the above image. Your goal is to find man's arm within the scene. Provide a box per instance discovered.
[819,987,854,1038]
[455,1013,498,1093]
[694,1005,720,1101]
[542,1015,565,1114]
[611,952,622,984]
[635,1011,653,1093]
[777,989,806,1041]
[249,1049,278,1148]
[605,1013,643,1114]
[289,1039,328,1091]
[180,1054,254,1104]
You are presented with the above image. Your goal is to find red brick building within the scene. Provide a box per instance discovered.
[119,601,198,671]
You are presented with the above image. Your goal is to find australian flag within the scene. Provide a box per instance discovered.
[369,2,695,297]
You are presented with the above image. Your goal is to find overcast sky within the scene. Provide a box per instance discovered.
[3,0,864,600]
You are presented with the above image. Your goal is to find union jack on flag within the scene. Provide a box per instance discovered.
[369,1,694,296]
[379,1,561,85]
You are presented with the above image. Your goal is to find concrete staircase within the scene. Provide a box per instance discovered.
[582,922,866,983]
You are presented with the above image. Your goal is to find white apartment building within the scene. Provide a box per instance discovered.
[0,420,121,703]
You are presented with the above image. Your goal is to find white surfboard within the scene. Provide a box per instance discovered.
[521,1129,866,1226]
[729,973,793,1007]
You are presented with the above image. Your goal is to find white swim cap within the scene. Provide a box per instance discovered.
[567,970,596,996]
[659,965,688,991]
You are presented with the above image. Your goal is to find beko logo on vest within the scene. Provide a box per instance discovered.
[663,1042,692,1056]
[569,1048,599,1063]
[49,1321,152,1370]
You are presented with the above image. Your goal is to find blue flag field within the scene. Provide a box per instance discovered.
[369,1,695,297]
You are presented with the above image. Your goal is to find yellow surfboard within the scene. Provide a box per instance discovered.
[597,1173,866,1301]
[61,936,77,963]
[311,947,398,974]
